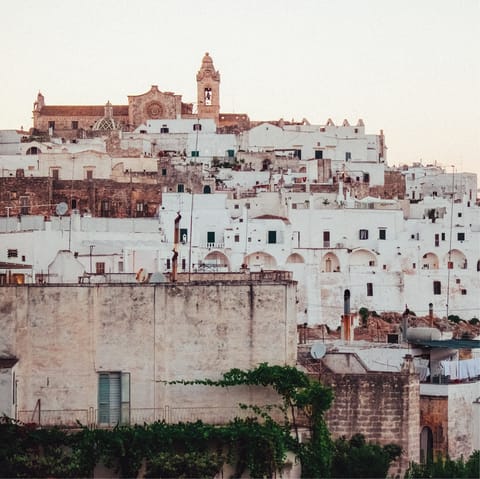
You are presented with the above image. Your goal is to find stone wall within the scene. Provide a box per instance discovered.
[321,364,420,475]
[0,178,162,218]
[0,280,297,424]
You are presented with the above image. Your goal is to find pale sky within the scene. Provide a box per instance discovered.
[1,0,479,177]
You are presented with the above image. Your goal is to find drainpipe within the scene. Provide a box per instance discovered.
[428,302,434,327]
[341,289,353,342]
[171,212,181,282]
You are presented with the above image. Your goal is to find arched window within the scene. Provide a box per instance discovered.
[26,146,40,155]
[203,185,211,194]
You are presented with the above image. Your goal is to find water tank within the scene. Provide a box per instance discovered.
[406,327,441,342]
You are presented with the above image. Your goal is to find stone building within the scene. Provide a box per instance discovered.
[32,53,250,139]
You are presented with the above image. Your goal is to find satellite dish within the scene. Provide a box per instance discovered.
[55,202,68,216]
[310,342,326,359]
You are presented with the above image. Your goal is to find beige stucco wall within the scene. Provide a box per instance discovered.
[0,280,297,423]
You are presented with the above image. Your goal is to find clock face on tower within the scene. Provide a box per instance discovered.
[146,102,163,119]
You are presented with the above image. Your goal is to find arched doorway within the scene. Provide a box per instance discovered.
[243,252,277,271]
[203,185,212,194]
[201,251,230,272]
[420,426,433,464]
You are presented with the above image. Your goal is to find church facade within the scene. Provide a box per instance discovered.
[32,53,248,139]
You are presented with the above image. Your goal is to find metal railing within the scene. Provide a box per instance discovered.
[16,405,287,427]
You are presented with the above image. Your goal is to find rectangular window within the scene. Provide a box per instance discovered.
[379,228,386,240]
[161,168,167,176]
[86,170,93,180]
[323,231,330,247]
[177,184,184,193]
[345,152,351,161]
[98,372,130,426]
[359,229,369,240]
[51,169,59,180]
[166,258,171,270]
[71,121,78,130]
[441,232,446,241]
[457,232,465,241]
[367,283,373,296]
[95,262,105,275]
[207,231,215,244]
[268,230,277,244]
[433,281,441,295]
[461,289,467,295]
[48,121,55,130]
[180,228,188,243]
[191,151,199,157]
[7,249,18,258]
[234,234,240,242]
[118,261,124,273]
[20,196,29,215]
[314,150,323,159]
[160,125,169,133]
[294,149,302,160]
[193,123,202,131]
[181,258,186,270]
[435,234,439,247]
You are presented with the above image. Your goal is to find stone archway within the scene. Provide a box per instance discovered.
[243,252,277,271]
[201,251,230,272]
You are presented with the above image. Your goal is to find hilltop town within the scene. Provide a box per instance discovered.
[0,53,479,477]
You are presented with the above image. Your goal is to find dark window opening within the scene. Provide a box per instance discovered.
[314,150,323,159]
[207,231,215,244]
[161,168,167,176]
[433,281,441,295]
[367,283,373,296]
[177,184,184,193]
[193,123,202,131]
[95,262,105,275]
[457,232,465,241]
[359,229,368,240]
[71,121,78,130]
[379,229,386,240]
[268,230,277,244]
[7,249,18,258]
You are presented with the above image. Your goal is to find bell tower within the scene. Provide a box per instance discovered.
[196,52,220,124]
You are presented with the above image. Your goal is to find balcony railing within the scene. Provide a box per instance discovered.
[16,405,287,427]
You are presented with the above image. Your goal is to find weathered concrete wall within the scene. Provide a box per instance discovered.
[321,369,420,475]
[0,281,296,423]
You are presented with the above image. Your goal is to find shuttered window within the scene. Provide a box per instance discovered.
[98,372,130,425]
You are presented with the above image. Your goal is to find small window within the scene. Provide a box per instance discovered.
[267,230,277,244]
[51,169,60,180]
[323,231,330,247]
[71,121,78,130]
[461,289,467,295]
[7,249,18,258]
[161,168,167,176]
[160,125,169,133]
[207,231,215,244]
[441,232,446,241]
[458,212,462,217]
[434,234,439,247]
[180,228,188,243]
[86,170,93,180]
[359,229,369,240]
[118,261,124,273]
[181,258,186,270]
[193,123,202,131]
[71,199,77,209]
[95,262,105,275]
[245,203,250,209]
[234,204,239,209]
[48,121,55,130]
[345,152,351,161]
[20,196,29,215]
[177,184,184,193]
[378,228,386,240]
[367,283,373,296]
[166,258,171,270]
[314,150,323,159]
[191,150,199,157]
[457,232,465,241]
[433,281,441,295]
[234,234,240,242]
